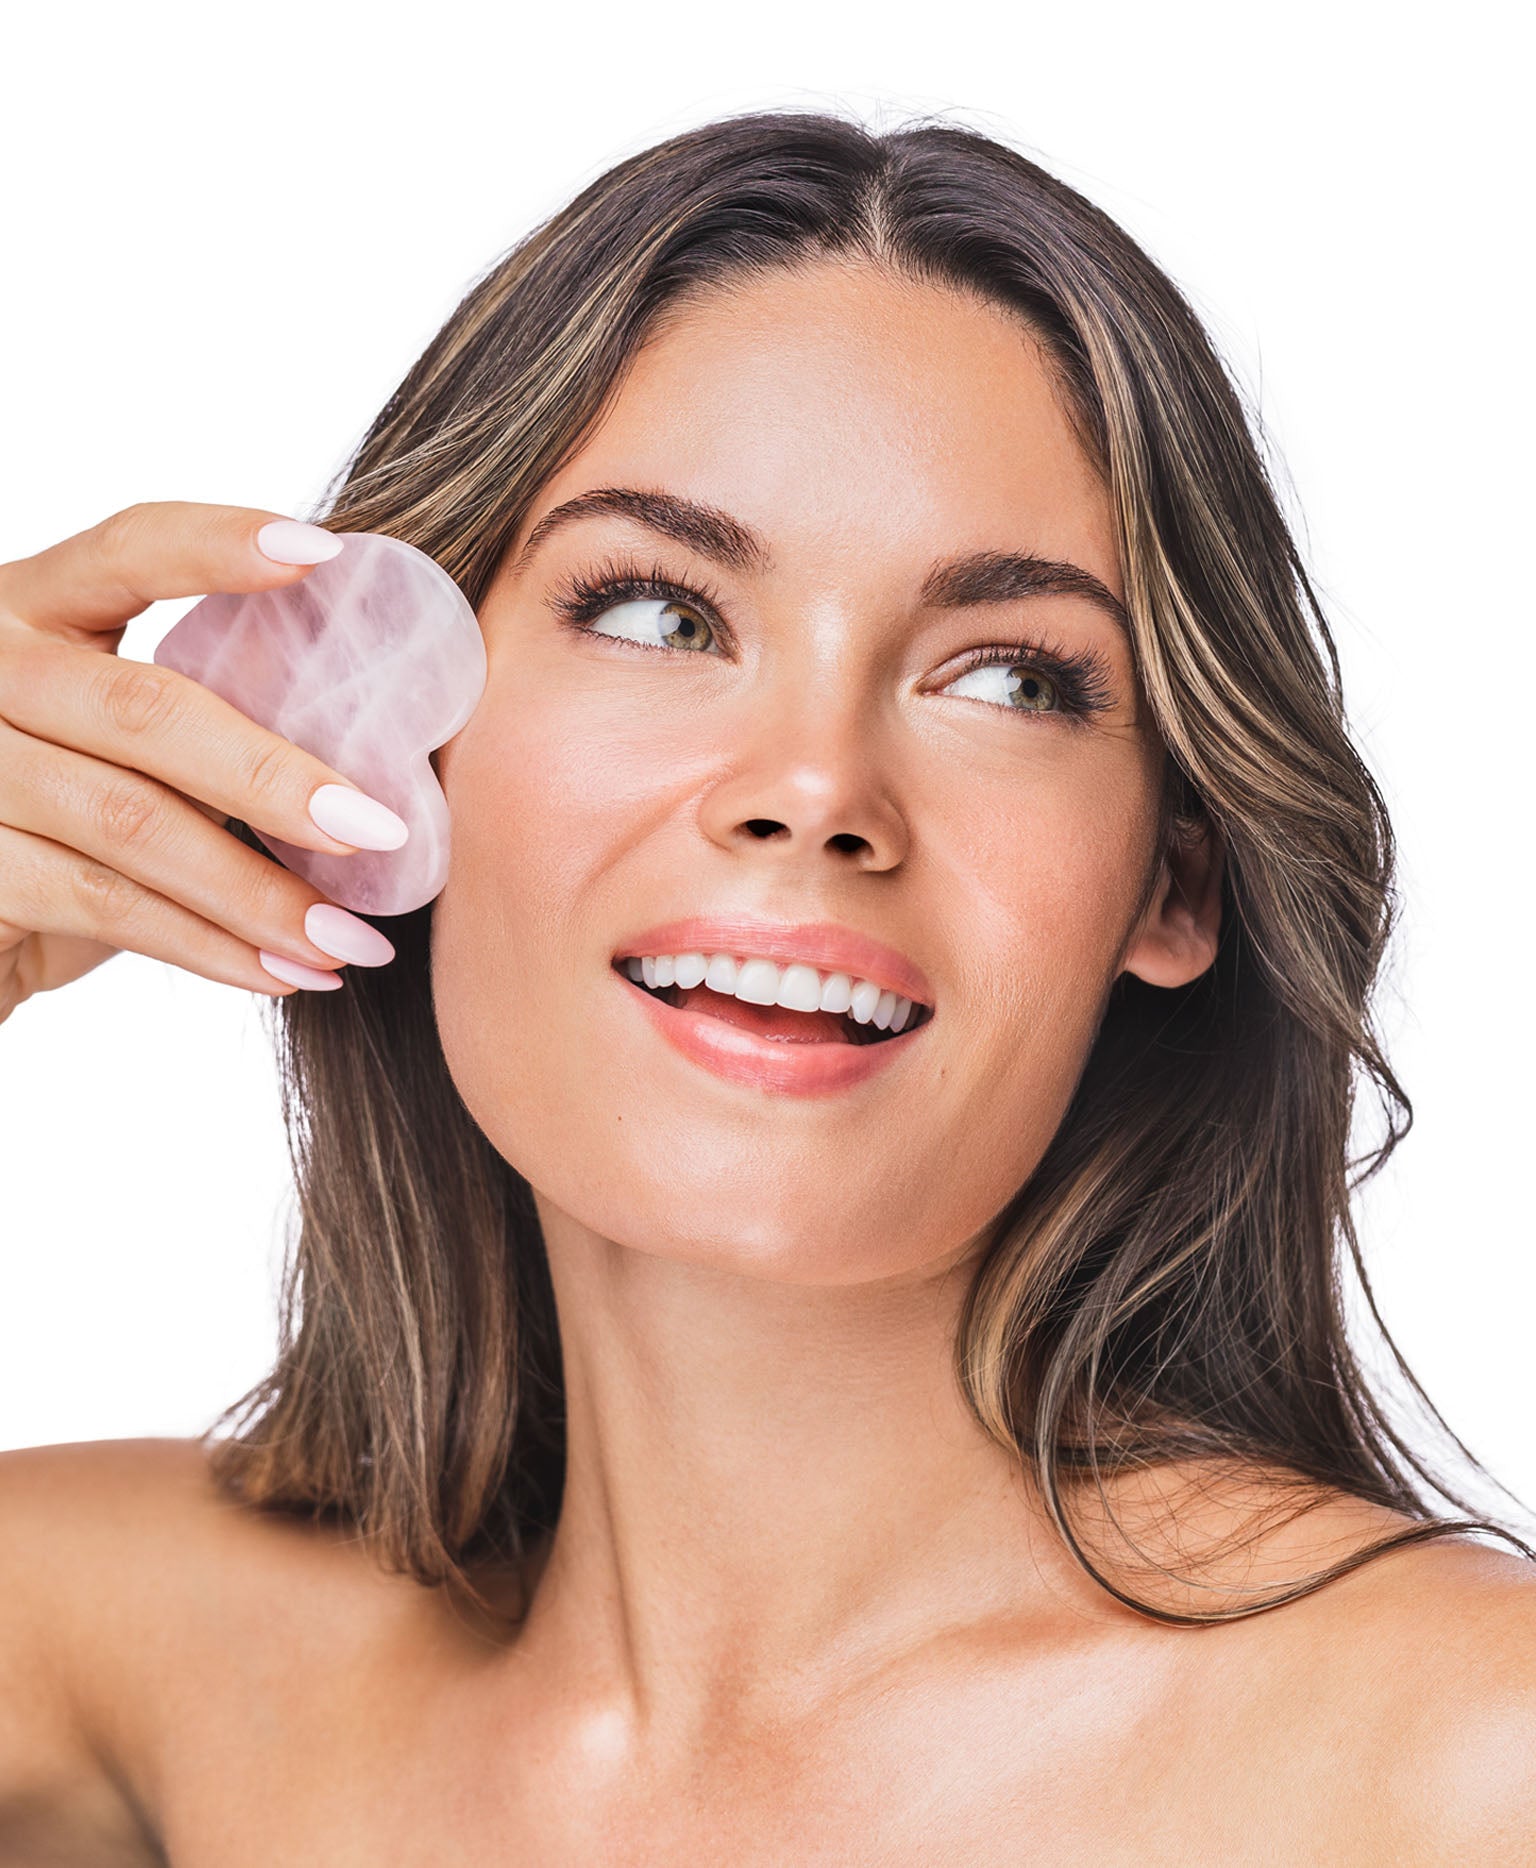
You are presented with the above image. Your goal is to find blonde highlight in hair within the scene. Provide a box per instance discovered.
[205,108,1533,1626]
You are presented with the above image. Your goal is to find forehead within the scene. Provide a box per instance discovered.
[520,259,1120,602]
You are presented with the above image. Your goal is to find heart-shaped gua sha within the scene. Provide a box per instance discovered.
[153,531,486,916]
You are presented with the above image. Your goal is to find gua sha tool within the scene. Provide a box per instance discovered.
[152,531,486,917]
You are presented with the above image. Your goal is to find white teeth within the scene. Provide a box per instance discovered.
[672,951,708,989]
[849,978,882,1024]
[620,950,924,1034]
[818,972,853,1015]
[704,953,739,994]
[734,957,781,1006]
[776,963,824,1013]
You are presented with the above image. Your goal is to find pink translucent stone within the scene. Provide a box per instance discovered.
[153,532,486,916]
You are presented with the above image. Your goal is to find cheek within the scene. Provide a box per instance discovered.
[927,727,1156,996]
[437,665,684,952]
[912,739,1159,1165]
[454,714,593,919]
[430,677,730,1245]
[478,654,708,847]
[431,706,613,1146]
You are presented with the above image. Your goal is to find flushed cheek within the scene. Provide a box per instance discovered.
[429,697,605,1086]
[440,685,665,949]
[925,781,1158,1149]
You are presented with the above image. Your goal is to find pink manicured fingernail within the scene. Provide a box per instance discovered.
[307,783,410,850]
[304,902,396,967]
[256,519,345,564]
[259,950,344,991]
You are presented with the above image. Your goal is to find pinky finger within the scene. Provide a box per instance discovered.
[0,822,333,1000]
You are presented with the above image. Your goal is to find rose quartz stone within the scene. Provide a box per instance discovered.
[153,531,485,916]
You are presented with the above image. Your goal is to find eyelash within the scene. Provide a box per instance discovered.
[547,556,1117,723]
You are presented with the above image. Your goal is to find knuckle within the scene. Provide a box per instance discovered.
[101,659,181,740]
[0,631,36,709]
[93,502,155,560]
[225,850,288,926]
[0,823,43,923]
[95,774,164,855]
[71,854,142,930]
[238,737,292,811]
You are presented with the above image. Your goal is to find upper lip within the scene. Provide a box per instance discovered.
[613,916,935,1010]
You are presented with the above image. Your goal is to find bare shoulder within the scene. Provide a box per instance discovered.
[1,1431,227,1538]
[1256,1525,1536,1859]
[0,1434,234,1687]
[0,1438,225,1862]
[1337,1534,1536,1855]
[0,1436,409,1864]
[0,1432,431,1681]
[0,1430,420,1594]
[1072,1468,1536,1857]
[0,1434,355,1626]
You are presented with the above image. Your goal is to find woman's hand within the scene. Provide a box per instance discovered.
[0,501,403,1025]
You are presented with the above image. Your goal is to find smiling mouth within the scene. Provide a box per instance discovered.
[612,961,934,1046]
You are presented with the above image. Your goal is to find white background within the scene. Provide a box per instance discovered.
[2,1,1530,1539]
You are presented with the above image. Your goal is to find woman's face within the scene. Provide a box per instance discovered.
[432,259,1204,1284]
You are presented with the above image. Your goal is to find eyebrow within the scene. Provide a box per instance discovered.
[511,485,1130,633]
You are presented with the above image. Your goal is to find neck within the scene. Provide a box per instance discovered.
[509,1201,1119,1758]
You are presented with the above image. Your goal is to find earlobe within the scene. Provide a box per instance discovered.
[1120,816,1225,990]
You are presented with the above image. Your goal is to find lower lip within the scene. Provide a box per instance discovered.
[615,969,928,1096]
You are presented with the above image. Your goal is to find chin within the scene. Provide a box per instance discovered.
[514,1129,1004,1288]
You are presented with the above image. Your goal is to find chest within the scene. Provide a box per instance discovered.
[144,1639,1399,1866]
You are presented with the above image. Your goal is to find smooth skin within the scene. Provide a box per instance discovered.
[2,260,1535,1864]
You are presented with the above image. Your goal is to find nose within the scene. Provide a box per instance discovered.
[695,681,910,874]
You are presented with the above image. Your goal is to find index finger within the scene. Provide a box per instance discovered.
[0,501,344,645]
[0,639,410,860]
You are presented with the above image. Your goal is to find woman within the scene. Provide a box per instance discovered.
[1,109,1532,1861]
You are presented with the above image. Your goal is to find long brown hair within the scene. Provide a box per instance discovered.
[205,107,1534,1625]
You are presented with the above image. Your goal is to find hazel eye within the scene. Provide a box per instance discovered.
[588,597,717,653]
[946,662,1062,714]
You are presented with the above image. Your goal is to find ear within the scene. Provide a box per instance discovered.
[1120,814,1225,989]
